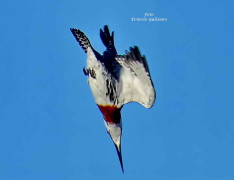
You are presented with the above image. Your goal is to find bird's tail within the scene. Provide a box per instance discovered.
[70,28,92,53]
[100,25,116,51]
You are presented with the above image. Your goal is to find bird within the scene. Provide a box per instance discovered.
[70,25,156,172]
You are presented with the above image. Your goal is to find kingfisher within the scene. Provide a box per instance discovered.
[70,25,156,172]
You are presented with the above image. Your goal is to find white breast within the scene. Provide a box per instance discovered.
[86,48,119,106]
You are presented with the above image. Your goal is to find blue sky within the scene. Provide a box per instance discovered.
[1,0,234,179]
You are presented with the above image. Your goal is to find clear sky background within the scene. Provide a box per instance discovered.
[1,0,234,179]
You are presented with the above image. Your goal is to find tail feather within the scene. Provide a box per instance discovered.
[100,25,117,55]
[70,28,92,53]
[100,25,115,50]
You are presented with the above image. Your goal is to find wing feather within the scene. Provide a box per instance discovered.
[116,46,156,108]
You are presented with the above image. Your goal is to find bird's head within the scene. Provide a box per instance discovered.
[105,121,124,172]
[105,121,122,148]
[97,105,124,172]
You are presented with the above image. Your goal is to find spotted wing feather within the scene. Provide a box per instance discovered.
[70,28,92,53]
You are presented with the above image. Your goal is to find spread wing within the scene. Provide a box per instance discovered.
[116,46,156,108]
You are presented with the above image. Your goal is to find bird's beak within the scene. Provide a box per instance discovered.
[114,142,124,173]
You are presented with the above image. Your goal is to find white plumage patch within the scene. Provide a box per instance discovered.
[115,48,155,108]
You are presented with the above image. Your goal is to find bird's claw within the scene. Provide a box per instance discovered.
[83,68,89,76]
[83,68,96,79]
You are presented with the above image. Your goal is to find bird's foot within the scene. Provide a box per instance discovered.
[83,68,89,76]
[89,69,96,79]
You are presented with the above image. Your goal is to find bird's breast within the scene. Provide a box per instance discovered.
[86,48,122,107]
[98,105,121,124]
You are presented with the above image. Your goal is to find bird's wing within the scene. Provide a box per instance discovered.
[116,46,156,108]
[70,28,92,53]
